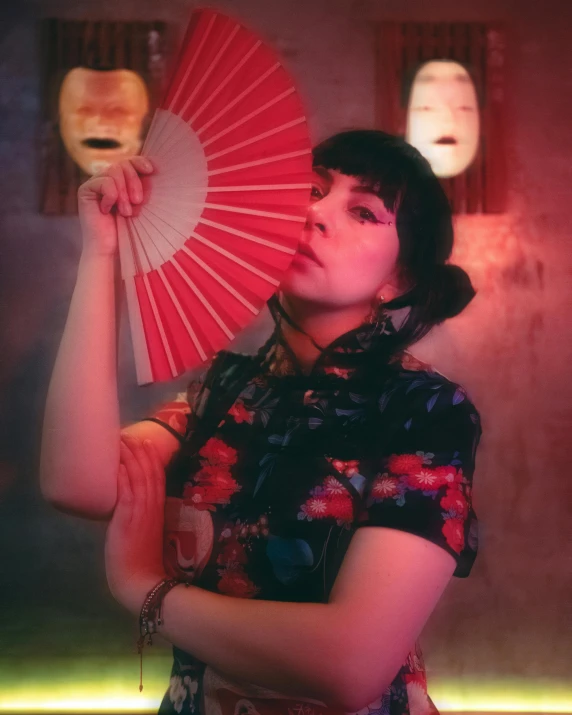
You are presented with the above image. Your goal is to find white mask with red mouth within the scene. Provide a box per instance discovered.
[405,60,480,178]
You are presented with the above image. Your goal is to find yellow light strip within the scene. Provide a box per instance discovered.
[429,680,572,713]
[0,698,157,713]
[1,675,571,713]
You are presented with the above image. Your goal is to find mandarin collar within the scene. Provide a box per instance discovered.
[262,311,400,383]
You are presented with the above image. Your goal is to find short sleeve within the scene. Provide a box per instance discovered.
[356,381,482,578]
[142,366,211,442]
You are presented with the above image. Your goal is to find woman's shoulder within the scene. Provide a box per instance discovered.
[186,350,257,388]
[385,350,481,421]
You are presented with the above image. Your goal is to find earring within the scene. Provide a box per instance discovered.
[366,295,385,325]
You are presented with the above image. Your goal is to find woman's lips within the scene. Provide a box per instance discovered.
[291,253,317,268]
[294,245,322,265]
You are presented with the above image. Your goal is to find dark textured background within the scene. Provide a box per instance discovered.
[1,0,571,710]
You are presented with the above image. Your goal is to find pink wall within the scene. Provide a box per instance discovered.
[0,0,570,705]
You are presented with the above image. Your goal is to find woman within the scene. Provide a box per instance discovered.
[41,130,481,715]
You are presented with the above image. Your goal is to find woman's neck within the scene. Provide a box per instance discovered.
[279,296,371,374]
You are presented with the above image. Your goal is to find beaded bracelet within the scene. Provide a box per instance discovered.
[137,578,181,691]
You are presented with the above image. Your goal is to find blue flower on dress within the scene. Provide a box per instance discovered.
[266,534,314,585]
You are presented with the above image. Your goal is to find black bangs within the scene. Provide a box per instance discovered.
[312,130,423,213]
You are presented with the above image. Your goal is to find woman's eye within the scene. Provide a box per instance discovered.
[310,185,324,199]
[352,206,379,224]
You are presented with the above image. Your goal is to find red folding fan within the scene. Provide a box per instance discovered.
[116,8,313,385]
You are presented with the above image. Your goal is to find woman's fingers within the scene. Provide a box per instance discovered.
[120,436,150,515]
[120,436,164,515]
[83,175,118,215]
[114,157,153,209]
[143,440,166,509]
[115,464,134,525]
[99,176,119,215]
[121,158,144,205]
[80,156,154,216]
[130,155,154,174]
[106,163,131,217]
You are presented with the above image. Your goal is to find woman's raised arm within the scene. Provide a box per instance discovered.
[40,157,154,520]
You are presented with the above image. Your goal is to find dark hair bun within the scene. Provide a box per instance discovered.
[430,264,476,322]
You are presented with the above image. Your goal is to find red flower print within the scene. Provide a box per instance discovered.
[433,465,462,486]
[387,453,424,474]
[194,464,237,488]
[300,477,355,525]
[182,486,215,511]
[324,366,352,379]
[328,458,361,477]
[152,398,191,437]
[199,438,238,467]
[406,643,427,675]
[202,484,238,505]
[303,390,320,406]
[442,517,465,553]
[217,538,248,566]
[228,400,254,425]
[323,476,346,495]
[406,469,441,490]
[345,461,360,477]
[372,476,400,498]
[183,465,241,509]
[219,525,234,540]
[404,671,428,689]
[301,496,329,519]
[440,488,469,519]
[327,493,354,522]
[217,566,259,598]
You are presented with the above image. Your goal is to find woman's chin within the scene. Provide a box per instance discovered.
[278,271,320,301]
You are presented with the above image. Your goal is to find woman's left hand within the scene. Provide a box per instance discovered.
[105,435,168,615]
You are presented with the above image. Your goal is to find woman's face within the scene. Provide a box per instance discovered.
[280,168,402,311]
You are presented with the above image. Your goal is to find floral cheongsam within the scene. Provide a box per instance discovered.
[145,315,481,715]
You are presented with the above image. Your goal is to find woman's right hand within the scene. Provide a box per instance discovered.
[77,156,154,258]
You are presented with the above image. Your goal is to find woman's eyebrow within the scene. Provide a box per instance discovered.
[350,185,386,202]
[351,185,378,195]
[312,167,332,182]
[350,185,393,214]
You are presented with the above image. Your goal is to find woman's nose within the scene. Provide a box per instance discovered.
[305,200,329,236]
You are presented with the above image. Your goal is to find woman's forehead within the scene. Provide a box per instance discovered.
[312,166,388,200]
[313,166,373,187]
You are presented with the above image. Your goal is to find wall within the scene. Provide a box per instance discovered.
[1,0,571,709]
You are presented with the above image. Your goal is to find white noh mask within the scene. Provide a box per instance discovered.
[405,60,480,178]
[59,67,149,175]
